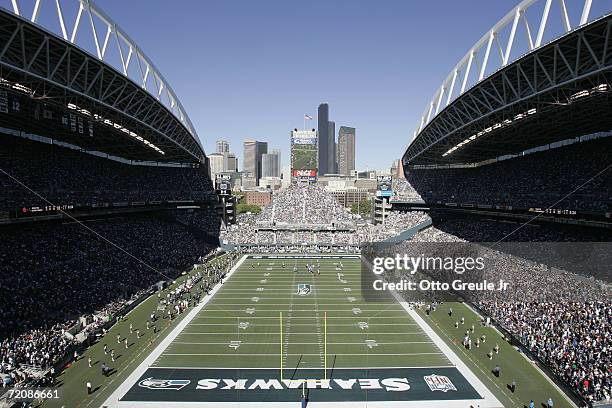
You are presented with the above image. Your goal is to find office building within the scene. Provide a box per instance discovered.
[224,152,238,172]
[243,139,268,183]
[328,121,336,174]
[207,153,225,180]
[338,126,356,176]
[245,191,272,207]
[216,139,230,153]
[261,149,280,178]
[391,159,405,180]
[317,103,330,175]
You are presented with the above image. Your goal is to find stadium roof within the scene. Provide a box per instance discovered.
[0,2,205,164]
[403,1,612,167]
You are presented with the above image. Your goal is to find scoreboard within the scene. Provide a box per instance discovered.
[376,175,393,198]
[215,174,231,196]
[291,129,318,184]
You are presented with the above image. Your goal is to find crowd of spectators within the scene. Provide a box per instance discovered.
[357,211,429,242]
[0,135,215,212]
[0,214,217,387]
[257,184,353,226]
[483,301,610,402]
[406,136,611,213]
[401,217,611,402]
[392,178,423,201]
[221,186,430,246]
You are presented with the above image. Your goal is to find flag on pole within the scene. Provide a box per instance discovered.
[304,114,313,120]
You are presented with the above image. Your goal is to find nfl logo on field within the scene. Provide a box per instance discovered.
[424,374,457,392]
[297,283,311,296]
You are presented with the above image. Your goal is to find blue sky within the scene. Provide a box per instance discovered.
[86,1,610,170]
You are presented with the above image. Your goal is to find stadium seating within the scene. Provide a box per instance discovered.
[0,135,215,212]
[405,217,611,402]
[406,137,612,213]
[0,214,217,382]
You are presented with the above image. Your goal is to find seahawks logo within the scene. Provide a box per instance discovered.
[138,377,191,390]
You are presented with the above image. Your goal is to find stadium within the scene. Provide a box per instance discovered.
[0,1,610,408]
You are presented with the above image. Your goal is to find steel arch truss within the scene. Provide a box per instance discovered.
[413,0,605,137]
[1,0,200,146]
[0,9,204,162]
[403,14,612,166]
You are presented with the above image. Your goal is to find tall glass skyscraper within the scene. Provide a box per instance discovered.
[317,103,329,175]
[243,139,268,183]
[317,103,337,175]
[338,126,356,175]
[328,121,336,174]
[261,149,280,178]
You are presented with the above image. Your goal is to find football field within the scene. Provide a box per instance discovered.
[104,255,501,407]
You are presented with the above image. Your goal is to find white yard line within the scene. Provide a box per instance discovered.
[169,341,434,345]
[160,352,445,356]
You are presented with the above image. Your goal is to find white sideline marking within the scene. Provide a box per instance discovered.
[194,316,409,319]
[150,365,456,370]
[180,332,426,335]
[187,323,419,326]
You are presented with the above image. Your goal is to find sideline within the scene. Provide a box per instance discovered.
[463,302,577,408]
[363,256,503,408]
[102,254,247,407]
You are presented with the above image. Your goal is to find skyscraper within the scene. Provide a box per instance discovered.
[224,152,238,172]
[216,139,230,153]
[328,121,336,174]
[261,149,280,178]
[207,152,225,180]
[317,103,330,175]
[338,126,356,176]
[243,140,268,184]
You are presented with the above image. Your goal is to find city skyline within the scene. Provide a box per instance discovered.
[218,103,373,176]
[100,1,585,170]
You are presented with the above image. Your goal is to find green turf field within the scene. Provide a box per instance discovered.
[107,254,501,406]
[153,255,450,371]
[417,302,574,408]
[33,253,575,408]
